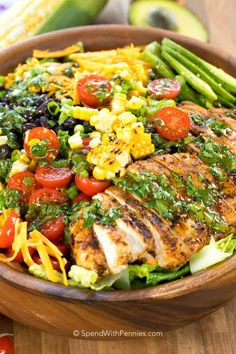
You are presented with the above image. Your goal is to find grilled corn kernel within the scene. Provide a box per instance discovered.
[90,131,101,139]
[111,93,127,115]
[68,132,83,150]
[87,140,131,179]
[128,96,145,110]
[90,109,117,133]
[101,133,116,144]
[73,106,98,121]
[89,137,101,149]
[131,133,155,159]
[93,166,106,180]
[118,112,137,127]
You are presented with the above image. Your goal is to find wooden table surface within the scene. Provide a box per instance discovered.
[1,0,236,353]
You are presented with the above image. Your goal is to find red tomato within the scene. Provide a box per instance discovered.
[8,172,40,203]
[5,247,35,263]
[53,243,70,257]
[75,176,110,196]
[0,335,14,354]
[155,107,190,141]
[72,193,91,203]
[33,254,61,272]
[29,187,67,205]
[82,137,92,152]
[77,75,112,107]
[0,212,21,248]
[36,165,73,188]
[24,127,59,162]
[148,78,181,99]
[40,217,65,242]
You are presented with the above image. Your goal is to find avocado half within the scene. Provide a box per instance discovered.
[129,0,208,42]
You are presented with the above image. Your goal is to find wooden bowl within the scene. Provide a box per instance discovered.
[0,25,235,339]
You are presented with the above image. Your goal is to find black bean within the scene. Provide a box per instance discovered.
[39,116,51,128]
[37,101,48,115]
[63,118,76,129]
[0,145,12,158]
[23,110,34,120]
[22,123,37,132]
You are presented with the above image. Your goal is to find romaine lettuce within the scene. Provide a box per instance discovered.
[190,235,236,274]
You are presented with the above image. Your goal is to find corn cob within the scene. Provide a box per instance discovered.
[0,0,107,49]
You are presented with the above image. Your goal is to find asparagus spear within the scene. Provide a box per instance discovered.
[140,48,175,78]
[140,42,201,104]
[162,45,236,104]
[143,41,162,57]
[162,38,236,94]
[161,51,217,102]
[217,96,236,108]
[175,75,200,104]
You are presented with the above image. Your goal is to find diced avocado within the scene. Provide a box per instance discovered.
[129,0,208,42]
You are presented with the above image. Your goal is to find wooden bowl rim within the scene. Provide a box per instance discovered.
[0,25,235,303]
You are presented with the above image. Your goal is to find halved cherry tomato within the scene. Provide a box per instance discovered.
[72,193,91,203]
[33,254,61,272]
[29,187,67,205]
[155,107,190,141]
[0,211,21,248]
[75,176,110,196]
[8,172,40,203]
[5,247,35,263]
[0,335,14,354]
[82,137,92,152]
[77,75,112,107]
[53,243,70,257]
[148,78,181,99]
[40,217,65,242]
[36,165,74,188]
[24,127,59,162]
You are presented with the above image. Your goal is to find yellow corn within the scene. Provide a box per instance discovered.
[0,0,60,49]
[128,96,146,110]
[73,106,98,121]
[87,139,131,180]
[111,93,127,115]
[90,109,117,133]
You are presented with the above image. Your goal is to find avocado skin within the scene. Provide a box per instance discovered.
[129,0,208,42]
[37,0,108,34]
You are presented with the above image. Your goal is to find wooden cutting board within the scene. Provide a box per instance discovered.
[0,0,235,353]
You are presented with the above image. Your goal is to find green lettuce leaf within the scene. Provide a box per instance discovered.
[190,235,236,274]
[128,263,190,288]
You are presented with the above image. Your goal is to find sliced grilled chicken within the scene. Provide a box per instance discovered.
[147,154,235,225]
[106,186,192,269]
[94,193,156,262]
[179,101,236,131]
[153,154,206,188]
[128,152,235,234]
[173,153,236,197]
[216,197,236,226]
[93,222,132,274]
[70,220,108,276]
[107,184,208,255]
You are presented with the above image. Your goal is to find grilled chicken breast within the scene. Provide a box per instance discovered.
[70,104,236,276]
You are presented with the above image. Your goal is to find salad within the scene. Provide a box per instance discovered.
[0,38,235,290]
